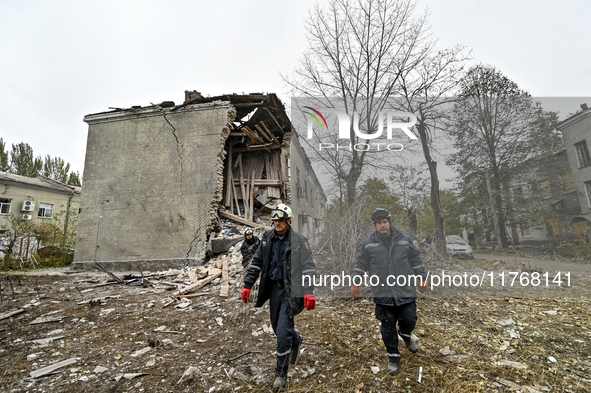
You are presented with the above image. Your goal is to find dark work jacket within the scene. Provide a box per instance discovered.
[353,228,427,306]
[240,236,260,265]
[244,226,316,318]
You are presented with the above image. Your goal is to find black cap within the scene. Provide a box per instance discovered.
[371,208,391,223]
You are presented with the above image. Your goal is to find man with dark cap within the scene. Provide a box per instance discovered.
[351,208,428,376]
[240,228,260,267]
[241,203,316,391]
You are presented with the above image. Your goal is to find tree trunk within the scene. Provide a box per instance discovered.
[484,170,503,249]
[494,185,509,248]
[408,210,418,236]
[417,122,446,254]
[346,161,362,207]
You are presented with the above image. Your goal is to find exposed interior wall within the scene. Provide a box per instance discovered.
[289,132,326,243]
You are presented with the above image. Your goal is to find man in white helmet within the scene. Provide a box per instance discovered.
[240,228,260,267]
[242,203,316,391]
[351,208,428,376]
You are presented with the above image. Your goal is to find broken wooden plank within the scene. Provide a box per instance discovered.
[0,308,25,321]
[241,126,265,144]
[170,269,222,299]
[163,299,177,308]
[255,124,275,144]
[249,170,256,222]
[219,211,262,227]
[233,179,282,186]
[260,121,280,144]
[238,153,247,215]
[220,257,229,298]
[232,144,281,153]
[263,107,285,136]
[87,282,119,289]
[29,315,66,325]
[30,335,67,346]
[30,358,77,378]
[225,145,234,210]
[245,171,251,221]
[182,292,210,298]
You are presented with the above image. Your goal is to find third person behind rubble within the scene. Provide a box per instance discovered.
[240,228,260,267]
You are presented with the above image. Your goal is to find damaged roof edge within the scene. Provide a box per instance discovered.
[84,101,234,125]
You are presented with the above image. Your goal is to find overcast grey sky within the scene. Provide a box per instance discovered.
[1,0,590,177]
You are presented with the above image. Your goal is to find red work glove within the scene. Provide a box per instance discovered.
[304,294,316,310]
[241,288,251,303]
[418,280,428,294]
[351,285,360,299]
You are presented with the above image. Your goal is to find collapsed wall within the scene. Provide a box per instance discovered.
[72,101,236,271]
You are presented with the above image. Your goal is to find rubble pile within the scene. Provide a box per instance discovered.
[0,253,590,392]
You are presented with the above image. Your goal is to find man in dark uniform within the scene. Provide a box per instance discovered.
[240,228,260,267]
[351,208,428,376]
[241,203,316,391]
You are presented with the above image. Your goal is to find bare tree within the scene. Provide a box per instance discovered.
[285,0,434,206]
[389,164,428,236]
[394,46,470,252]
[447,65,562,248]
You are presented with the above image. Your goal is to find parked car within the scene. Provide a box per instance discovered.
[446,235,474,259]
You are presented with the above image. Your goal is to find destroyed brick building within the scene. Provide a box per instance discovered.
[72,92,326,271]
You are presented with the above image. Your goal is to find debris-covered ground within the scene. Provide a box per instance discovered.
[1,254,590,393]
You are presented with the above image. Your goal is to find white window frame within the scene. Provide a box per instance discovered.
[38,203,53,218]
[575,140,591,168]
[0,198,11,215]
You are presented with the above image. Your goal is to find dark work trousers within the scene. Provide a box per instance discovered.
[375,301,417,364]
[269,282,301,376]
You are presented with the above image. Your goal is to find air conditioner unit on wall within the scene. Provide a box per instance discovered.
[21,200,35,212]
[20,214,32,220]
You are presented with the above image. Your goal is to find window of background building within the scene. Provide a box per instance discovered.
[38,203,53,218]
[575,140,591,168]
[545,217,560,237]
[570,214,588,238]
[586,181,591,208]
[520,222,532,237]
[0,198,11,214]
[560,172,576,192]
[539,179,551,199]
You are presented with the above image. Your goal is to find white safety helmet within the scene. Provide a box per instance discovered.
[271,203,292,220]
